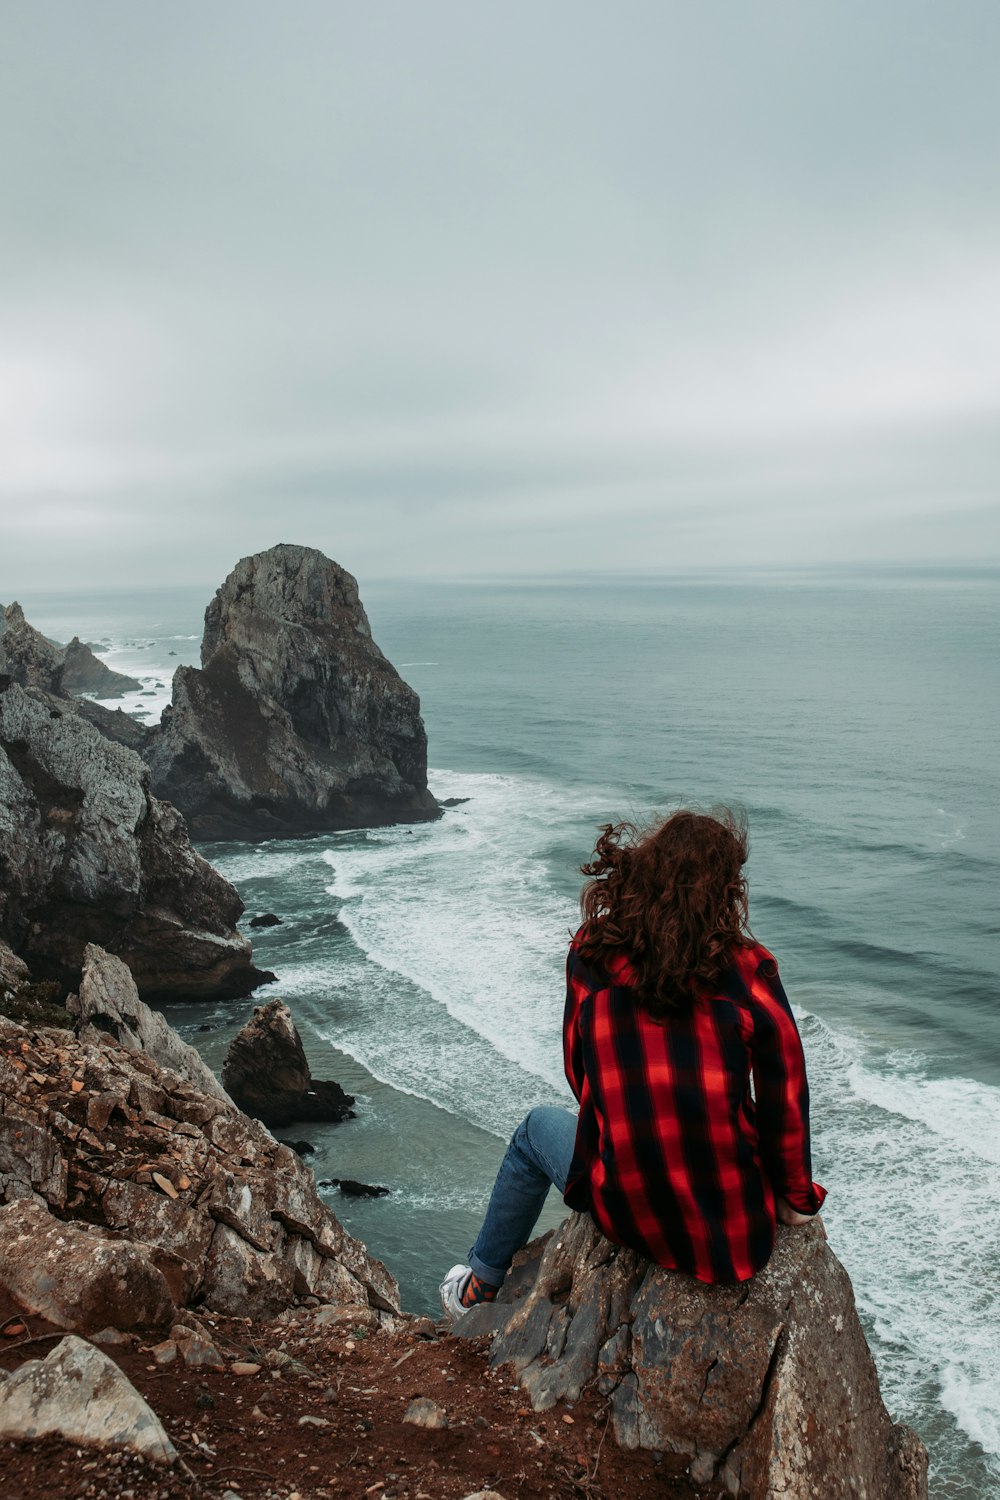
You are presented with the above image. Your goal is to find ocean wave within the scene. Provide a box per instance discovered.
[802,1005,1000,1467]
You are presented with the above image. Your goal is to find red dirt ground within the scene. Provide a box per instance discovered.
[0,1291,723,1500]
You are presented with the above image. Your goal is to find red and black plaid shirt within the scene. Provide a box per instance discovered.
[562,932,826,1284]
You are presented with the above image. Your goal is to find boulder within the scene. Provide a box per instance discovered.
[0,961,398,1324]
[0,678,269,1000]
[0,1335,176,1462]
[145,544,440,837]
[456,1211,928,1500]
[222,998,355,1127]
[0,604,140,698]
[0,1198,175,1332]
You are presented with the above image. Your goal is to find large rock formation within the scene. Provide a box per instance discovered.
[222,997,355,1126]
[0,947,398,1325]
[0,677,269,1000]
[456,1212,928,1500]
[0,602,139,698]
[145,544,440,838]
[0,1336,177,1463]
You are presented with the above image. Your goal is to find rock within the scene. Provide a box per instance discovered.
[59,636,141,697]
[279,1139,316,1156]
[465,1212,928,1500]
[73,696,154,754]
[249,913,283,928]
[222,999,355,1127]
[145,544,441,837]
[72,943,231,1104]
[0,604,140,698]
[230,1361,262,1376]
[173,1324,226,1371]
[0,939,28,1004]
[403,1397,449,1429]
[319,1178,390,1198]
[0,1334,176,1461]
[0,604,66,693]
[0,1005,399,1325]
[0,1198,175,1333]
[0,679,270,1000]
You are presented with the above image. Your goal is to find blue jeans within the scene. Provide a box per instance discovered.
[469,1105,578,1285]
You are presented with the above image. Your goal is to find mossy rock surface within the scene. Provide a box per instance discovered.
[1,981,72,1029]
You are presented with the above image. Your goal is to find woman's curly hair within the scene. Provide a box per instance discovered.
[577,808,751,1015]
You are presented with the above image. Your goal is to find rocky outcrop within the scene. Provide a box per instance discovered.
[60,635,140,697]
[0,678,269,1000]
[0,1199,175,1332]
[456,1212,928,1500]
[71,943,232,1104]
[0,603,139,698]
[0,950,398,1326]
[145,544,440,838]
[0,1336,177,1463]
[221,998,355,1126]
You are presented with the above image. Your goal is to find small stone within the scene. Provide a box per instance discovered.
[230,1362,262,1376]
[150,1339,178,1366]
[561,1413,575,1424]
[403,1398,448,1430]
[89,1327,133,1347]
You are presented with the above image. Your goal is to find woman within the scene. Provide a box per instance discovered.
[440,808,826,1317]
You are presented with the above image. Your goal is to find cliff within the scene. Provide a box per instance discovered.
[145,544,440,838]
[0,676,269,1000]
[0,602,140,699]
[0,947,929,1498]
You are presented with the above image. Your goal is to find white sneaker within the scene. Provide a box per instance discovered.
[439,1262,473,1320]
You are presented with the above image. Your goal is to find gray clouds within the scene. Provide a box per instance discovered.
[2,1,999,587]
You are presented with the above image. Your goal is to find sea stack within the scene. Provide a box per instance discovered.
[146,544,440,838]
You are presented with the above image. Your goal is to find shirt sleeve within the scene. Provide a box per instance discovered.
[563,949,586,1104]
[750,957,827,1216]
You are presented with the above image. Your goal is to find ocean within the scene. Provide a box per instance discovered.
[12,567,999,1500]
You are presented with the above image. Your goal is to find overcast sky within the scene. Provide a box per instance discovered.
[2,1,999,590]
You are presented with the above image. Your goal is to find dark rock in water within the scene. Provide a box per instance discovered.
[144,544,441,838]
[0,605,140,698]
[249,912,283,928]
[439,797,471,808]
[0,678,270,1001]
[319,1179,390,1198]
[222,998,356,1127]
[454,1211,928,1499]
[278,1139,316,1156]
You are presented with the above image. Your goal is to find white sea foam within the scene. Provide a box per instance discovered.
[798,995,1000,1475]
[320,769,581,1093]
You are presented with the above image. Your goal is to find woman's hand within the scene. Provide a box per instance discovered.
[776,1196,817,1227]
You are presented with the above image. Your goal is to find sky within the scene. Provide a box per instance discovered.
[2,1,999,591]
